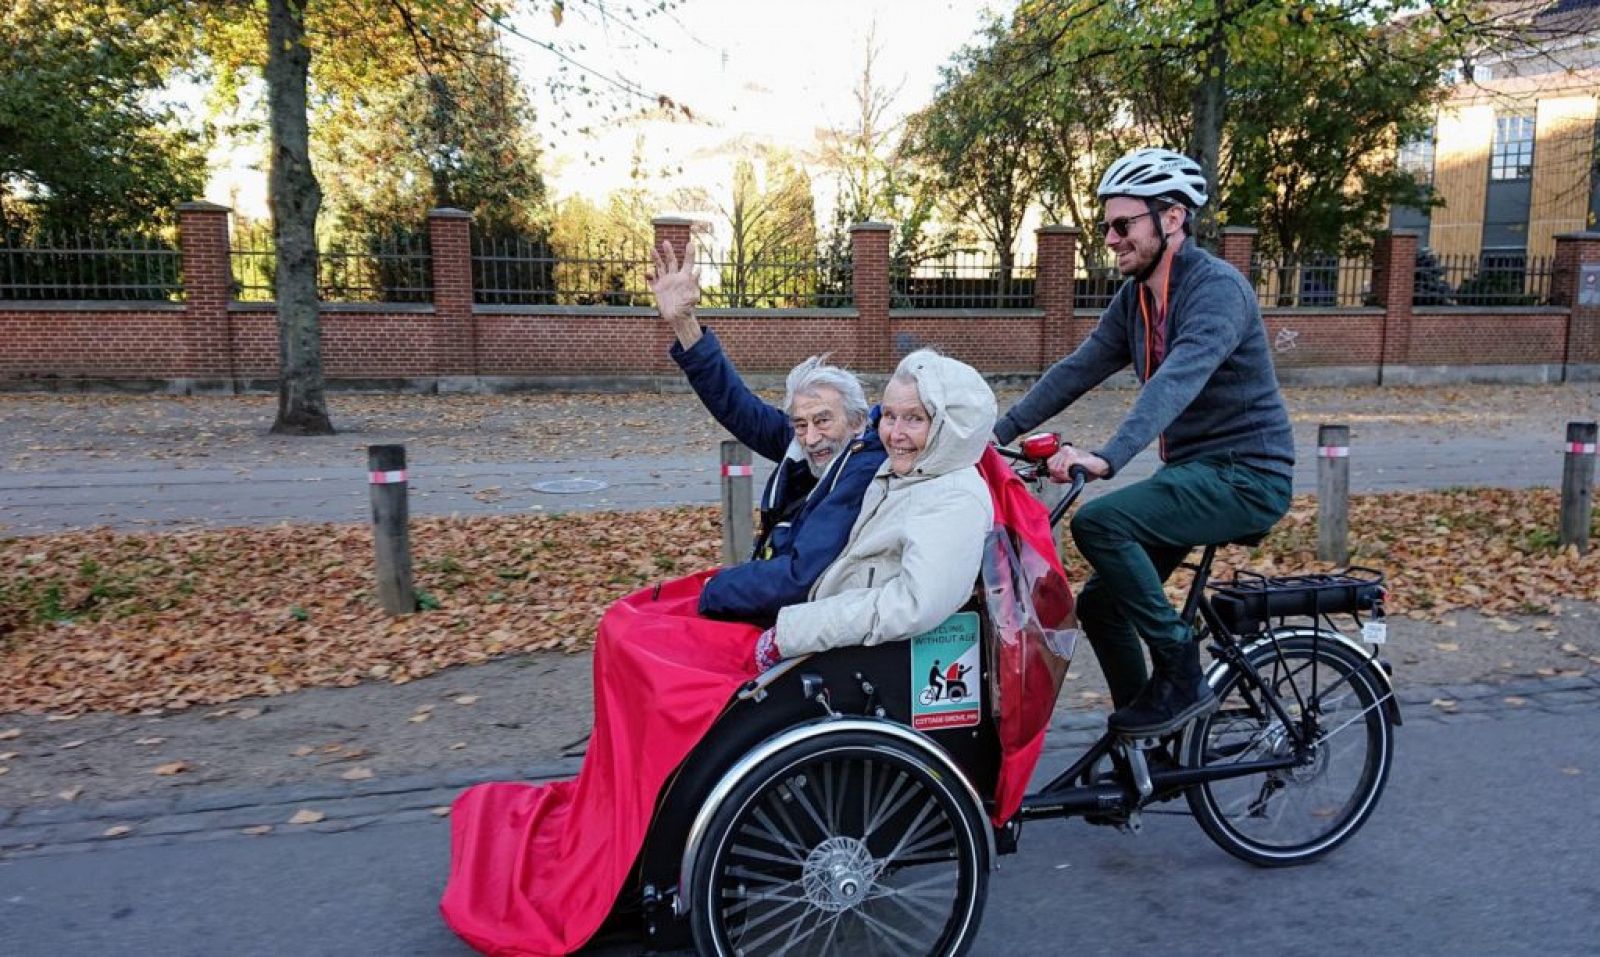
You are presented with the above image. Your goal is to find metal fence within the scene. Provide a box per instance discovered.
[0,231,183,301]
[1252,254,1373,308]
[891,249,1035,309]
[231,228,433,303]
[1074,265,1122,310]
[473,235,652,306]
[1416,251,1554,306]
[693,241,852,309]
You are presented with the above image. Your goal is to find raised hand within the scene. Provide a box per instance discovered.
[647,240,703,345]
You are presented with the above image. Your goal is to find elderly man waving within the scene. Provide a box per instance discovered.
[648,240,887,624]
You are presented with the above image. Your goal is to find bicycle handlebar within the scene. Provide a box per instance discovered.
[995,438,1091,528]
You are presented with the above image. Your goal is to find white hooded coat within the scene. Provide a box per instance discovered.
[774,352,997,657]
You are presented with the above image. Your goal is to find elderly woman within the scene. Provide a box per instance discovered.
[755,348,999,669]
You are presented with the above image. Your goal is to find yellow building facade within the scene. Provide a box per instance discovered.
[1410,69,1600,262]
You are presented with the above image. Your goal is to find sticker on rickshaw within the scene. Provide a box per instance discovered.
[909,612,982,730]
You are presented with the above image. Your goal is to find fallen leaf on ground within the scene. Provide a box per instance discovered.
[0,751,16,762]
[234,708,263,720]
[408,712,432,724]
[449,742,466,750]
[241,825,273,836]
[58,786,83,801]
[0,767,9,776]
[102,825,132,838]
[134,737,165,746]
[287,809,326,825]
[432,806,451,817]
[340,767,374,781]
[1430,698,1458,711]
[1559,642,1581,654]
[292,745,315,757]
[0,729,20,740]
[1,490,1596,717]
[153,761,190,776]
[1503,696,1527,707]
[1434,642,1459,652]
[1561,767,1582,776]
[453,695,479,706]
[60,740,87,750]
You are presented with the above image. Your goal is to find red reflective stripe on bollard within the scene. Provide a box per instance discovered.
[721,465,754,477]
[369,469,409,484]
[1317,446,1350,458]
[1566,442,1597,455]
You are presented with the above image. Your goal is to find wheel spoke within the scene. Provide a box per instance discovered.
[861,765,917,842]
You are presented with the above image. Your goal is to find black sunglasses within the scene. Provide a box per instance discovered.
[1096,210,1157,239]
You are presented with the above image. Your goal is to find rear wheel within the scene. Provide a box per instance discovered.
[1183,633,1393,867]
[689,730,989,956]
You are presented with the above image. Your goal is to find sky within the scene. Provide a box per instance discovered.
[514,0,1010,206]
[206,0,1013,221]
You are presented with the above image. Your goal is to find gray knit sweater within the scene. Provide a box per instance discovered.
[995,240,1295,478]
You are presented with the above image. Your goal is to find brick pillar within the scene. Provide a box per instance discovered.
[1220,227,1257,281]
[177,201,234,390]
[1035,225,1079,372]
[1553,232,1600,380]
[1371,229,1419,384]
[428,208,475,382]
[652,217,697,371]
[850,222,892,370]
[651,216,694,266]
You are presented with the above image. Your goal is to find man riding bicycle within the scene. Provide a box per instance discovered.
[993,146,1295,738]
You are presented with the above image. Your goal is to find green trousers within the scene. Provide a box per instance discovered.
[1070,453,1292,708]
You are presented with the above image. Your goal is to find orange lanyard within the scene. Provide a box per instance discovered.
[1137,250,1174,380]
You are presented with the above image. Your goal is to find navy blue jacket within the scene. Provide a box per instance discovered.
[671,328,885,624]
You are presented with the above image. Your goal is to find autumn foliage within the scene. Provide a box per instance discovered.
[2,490,1596,716]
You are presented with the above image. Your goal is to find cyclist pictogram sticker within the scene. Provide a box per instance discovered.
[909,612,982,730]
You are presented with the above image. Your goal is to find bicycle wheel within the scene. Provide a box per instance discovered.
[689,730,989,957]
[1183,632,1394,867]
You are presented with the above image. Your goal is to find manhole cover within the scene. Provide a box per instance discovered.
[531,478,608,494]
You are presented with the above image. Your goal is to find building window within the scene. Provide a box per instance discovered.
[1490,112,1536,181]
[1398,129,1435,185]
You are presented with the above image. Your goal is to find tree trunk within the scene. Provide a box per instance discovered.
[428,74,456,209]
[1188,14,1228,253]
[267,0,333,436]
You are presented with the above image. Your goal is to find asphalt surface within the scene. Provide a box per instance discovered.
[0,436,1572,537]
[2,383,1596,535]
[2,685,1597,956]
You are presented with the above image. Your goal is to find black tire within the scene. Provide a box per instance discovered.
[1183,633,1394,867]
[689,729,989,956]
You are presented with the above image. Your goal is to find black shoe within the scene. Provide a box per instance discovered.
[1107,643,1217,738]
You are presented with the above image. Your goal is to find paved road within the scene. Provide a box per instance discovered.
[4,683,1596,956]
[0,436,1562,536]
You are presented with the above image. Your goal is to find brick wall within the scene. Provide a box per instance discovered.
[0,206,1593,391]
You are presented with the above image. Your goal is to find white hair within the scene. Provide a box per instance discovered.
[784,354,869,428]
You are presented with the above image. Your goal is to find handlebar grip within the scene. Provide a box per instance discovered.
[1067,464,1091,483]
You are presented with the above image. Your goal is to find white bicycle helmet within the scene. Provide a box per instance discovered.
[1096,147,1208,209]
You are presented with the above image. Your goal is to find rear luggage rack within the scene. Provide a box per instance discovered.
[1208,566,1386,635]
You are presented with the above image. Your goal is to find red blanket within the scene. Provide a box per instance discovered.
[441,450,1071,955]
[440,571,760,956]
